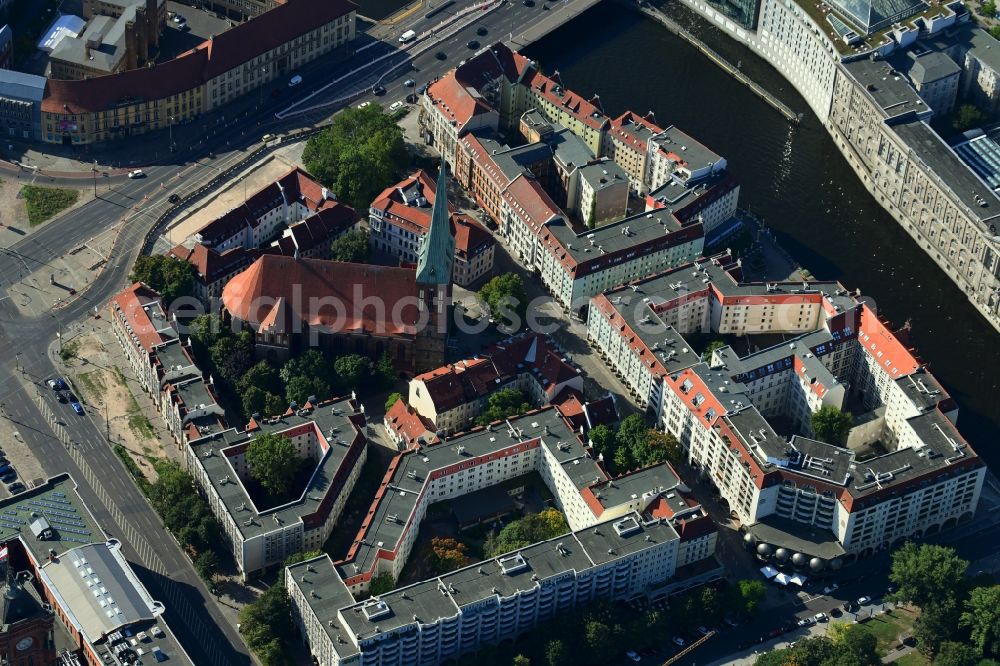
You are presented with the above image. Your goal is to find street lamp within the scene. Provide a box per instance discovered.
[169,116,175,151]
[92,160,98,197]
[259,66,268,106]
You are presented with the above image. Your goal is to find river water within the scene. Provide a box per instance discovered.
[358,0,1000,464]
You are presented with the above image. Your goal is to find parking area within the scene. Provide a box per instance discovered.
[158,2,236,61]
[0,381,53,500]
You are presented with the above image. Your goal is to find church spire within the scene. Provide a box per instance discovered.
[415,160,454,286]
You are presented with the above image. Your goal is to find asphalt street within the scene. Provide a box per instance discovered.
[0,1,585,661]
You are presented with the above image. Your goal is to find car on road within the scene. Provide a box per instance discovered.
[435,51,447,60]
[625,650,641,662]
[288,74,303,87]
[672,637,685,647]
[404,78,415,87]
[357,101,371,109]
[168,193,180,203]
[523,0,535,5]
[477,25,488,35]
[389,100,405,112]
[813,613,829,623]
[467,39,480,49]
[7,482,25,494]
[857,596,872,606]
[70,401,84,415]
[127,169,145,179]
[373,85,386,96]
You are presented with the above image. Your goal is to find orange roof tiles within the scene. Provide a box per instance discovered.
[110,283,170,353]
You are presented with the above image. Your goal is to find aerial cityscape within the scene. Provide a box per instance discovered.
[0,0,998,663]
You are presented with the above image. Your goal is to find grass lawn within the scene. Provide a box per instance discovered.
[853,606,919,654]
[75,371,106,402]
[21,185,79,226]
[894,653,930,666]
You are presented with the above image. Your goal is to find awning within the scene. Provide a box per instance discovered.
[789,573,808,587]
[760,565,779,579]
[774,572,791,586]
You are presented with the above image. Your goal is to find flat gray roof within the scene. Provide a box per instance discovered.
[749,515,847,559]
[188,397,365,539]
[286,556,360,661]
[650,126,723,177]
[841,58,930,120]
[0,475,101,561]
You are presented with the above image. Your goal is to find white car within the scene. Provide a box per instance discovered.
[672,636,685,647]
[625,650,641,662]
[857,596,872,606]
[697,626,710,636]
[823,583,839,594]
[357,101,371,109]
[389,100,405,111]
[797,617,815,627]
[171,14,184,23]
[127,169,144,179]
[814,613,829,623]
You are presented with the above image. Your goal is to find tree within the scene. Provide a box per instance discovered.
[584,620,614,664]
[264,392,287,417]
[376,352,397,388]
[237,361,282,398]
[915,599,961,656]
[246,433,299,496]
[370,573,396,596]
[209,331,255,386]
[513,656,531,666]
[476,388,532,426]
[588,423,615,462]
[641,429,683,466]
[335,354,371,392]
[934,642,981,666]
[130,254,194,304]
[285,374,330,406]
[810,406,852,446]
[830,624,880,666]
[737,579,767,616]
[194,550,220,583]
[385,392,403,412]
[283,550,323,566]
[961,585,1000,658]
[484,509,568,558]
[190,313,224,350]
[479,273,529,328]
[301,105,407,209]
[700,586,723,624]
[330,230,370,263]
[280,350,333,387]
[702,339,726,361]
[613,445,632,473]
[889,543,968,609]
[991,25,1000,40]
[544,639,570,666]
[983,0,996,16]
[239,582,292,666]
[954,104,988,132]
[430,537,471,573]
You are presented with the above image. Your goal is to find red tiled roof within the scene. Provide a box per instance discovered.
[42,0,358,113]
[222,255,420,337]
[385,399,438,448]
[524,69,609,131]
[452,214,493,258]
[168,243,259,285]
[110,283,169,353]
[270,205,358,256]
[609,110,665,154]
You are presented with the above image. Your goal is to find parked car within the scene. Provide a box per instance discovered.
[127,169,145,179]
[56,392,67,403]
[168,193,180,203]
[697,626,710,636]
[357,101,371,109]
[672,637,685,647]
[373,85,386,96]
[288,74,303,87]
[47,378,67,390]
[814,613,829,623]
[723,618,739,628]
[405,93,418,104]
[389,100,405,112]
[477,25,488,35]
[404,78,415,87]
[0,471,16,484]
[71,401,84,415]
[523,0,535,6]
[171,13,185,23]
[797,617,815,627]
[625,651,641,662]
[857,596,872,606]
[7,482,25,494]
[435,51,447,60]
[467,39,480,49]
[823,583,838,594]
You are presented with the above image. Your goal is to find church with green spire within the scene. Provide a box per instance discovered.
[413,160,454,371]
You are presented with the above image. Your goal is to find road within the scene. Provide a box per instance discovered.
[0,0,594,661]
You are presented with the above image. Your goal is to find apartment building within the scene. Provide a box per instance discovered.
[587,253,985,566]
[40,0,356,144]
[289,511,689,666]
[185,396,368,578]
[604,111,665,194]
[407,333,583,435]
[368,170,496,287]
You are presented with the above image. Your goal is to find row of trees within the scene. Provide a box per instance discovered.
[885,542,1000,662]
[588,414,683,475]
[484,508,569,558]
[467,580,764,666]
[146,460,226,583]
[754,625,882,666]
